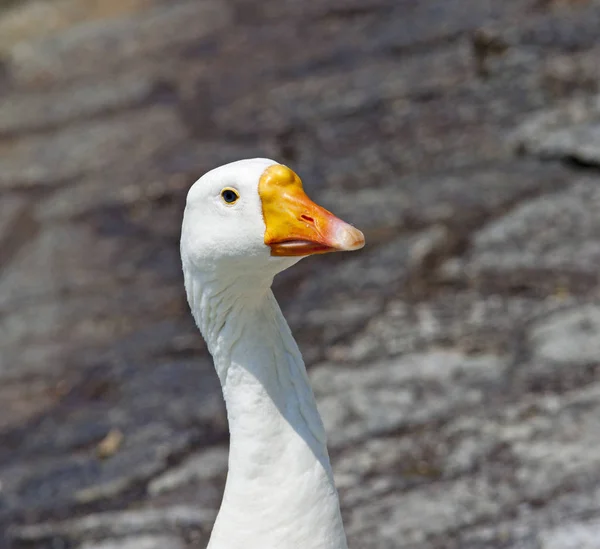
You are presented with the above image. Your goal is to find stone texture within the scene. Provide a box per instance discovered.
[10,506,215,545]
[0,73,158,135]
[539,519,600,549]
[6,1,232,86]
[80,536,185,549]
[313,349,510,447]
[0,195,36,268]
[0,0,159,51]
[214,47,473,135]
[0,107,185,188]
[3,0,600,548]
[148,446,228,496]
[530,305,600,365]
[513,95,600,165]
[444,178,600,294]
[541,48,600,100]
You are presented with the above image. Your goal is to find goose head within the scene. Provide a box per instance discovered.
[181,158,365,287]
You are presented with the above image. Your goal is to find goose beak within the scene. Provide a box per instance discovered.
[259,164,365,257]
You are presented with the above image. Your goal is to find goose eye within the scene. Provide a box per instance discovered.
[221,188,239,204]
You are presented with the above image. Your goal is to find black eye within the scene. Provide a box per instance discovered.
[221,188,239,204]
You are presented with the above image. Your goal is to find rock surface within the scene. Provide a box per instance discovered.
[2,0,600,548]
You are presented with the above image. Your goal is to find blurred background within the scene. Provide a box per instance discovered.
[1,0,600,547]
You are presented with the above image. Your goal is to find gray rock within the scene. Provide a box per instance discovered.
[312,349,509,447]
[512,95,600,165]
[530,305,600,366]
[541,49,600,100]
[0,73,157,135]
[539,519,600,549]
[446,177,600,293]
[0,0,159,51]
[7,1,232,85]
[80,536,185,549]
[0,195,36,268]
[10,506,215,544]
[148,446,228,496]
[346,475,518,546]
[215,47,472,135]
[333,290,557,364]
[0,107,185,188]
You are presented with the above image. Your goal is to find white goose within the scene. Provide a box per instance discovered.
[180,158,365,549]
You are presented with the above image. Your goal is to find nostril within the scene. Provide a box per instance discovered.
[301,214,314,224]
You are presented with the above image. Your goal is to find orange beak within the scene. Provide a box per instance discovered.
[259,164,365,257]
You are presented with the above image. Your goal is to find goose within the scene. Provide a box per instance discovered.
[180,158,365,549]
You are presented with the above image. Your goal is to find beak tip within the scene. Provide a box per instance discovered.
[336,226,365,252]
